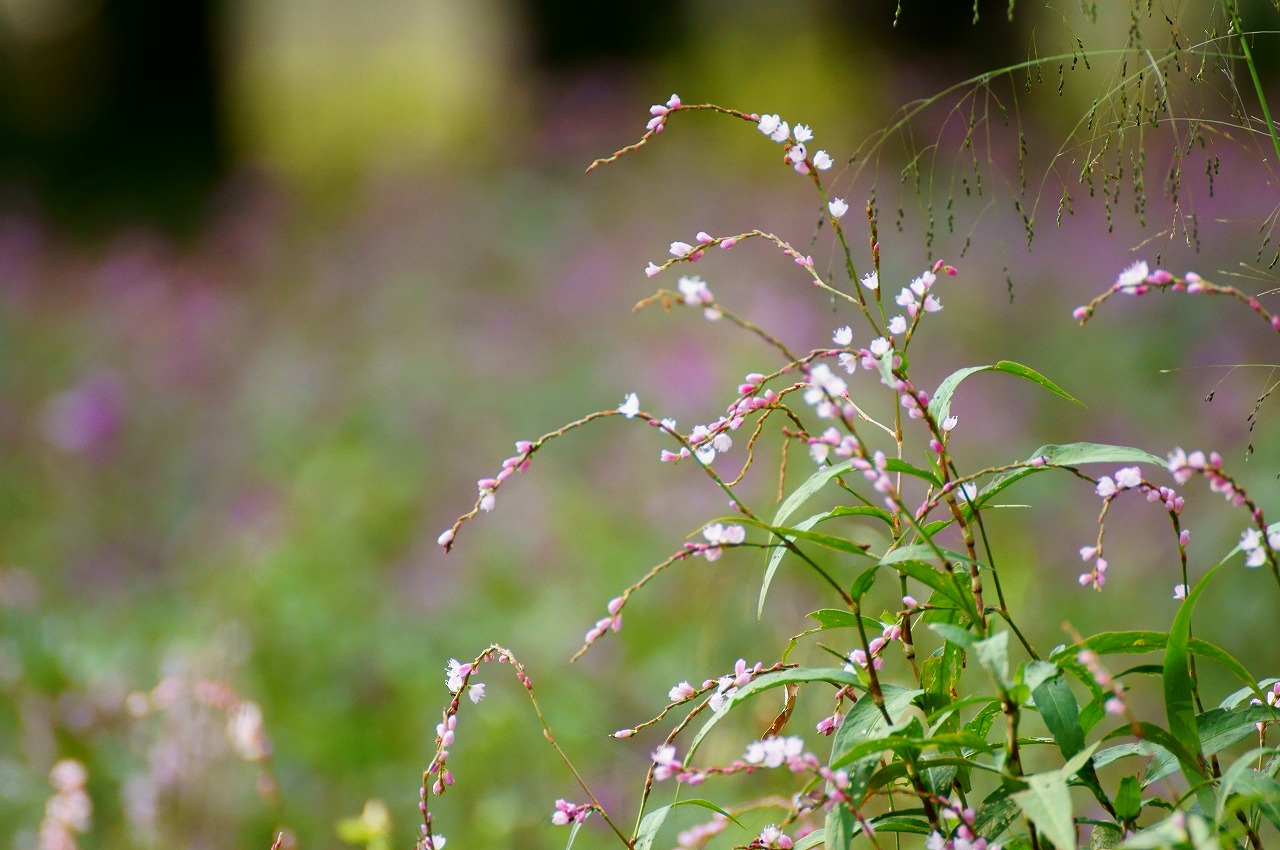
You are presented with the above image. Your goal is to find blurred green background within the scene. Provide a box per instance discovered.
[0,1,1278,847]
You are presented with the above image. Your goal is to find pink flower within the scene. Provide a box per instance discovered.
[1115,260,1150,288]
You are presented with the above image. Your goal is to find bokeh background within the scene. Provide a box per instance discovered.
[1,1,1278,848]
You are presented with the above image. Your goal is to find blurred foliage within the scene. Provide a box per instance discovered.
[0,1,1275,849]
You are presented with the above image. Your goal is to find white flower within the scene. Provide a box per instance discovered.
[828,198,849,219]
[812,150,833,170]
[227,701,270,761]
[868,337,891,357]
[942,415,958,431]
[786,144,807,164]
[860,271,879,291]
[468,683,486,703]
[832,326,853,346]
[618,393,640,418]
[793,124,813,143]
[1095,476,1118,498]
[670,241,695,257]
[757,114,782,136]
[770,120,791,143]
[1114,466,1143,488]
[677,275,712,305]
[446,659,467,693]
[1116,260,1150,287]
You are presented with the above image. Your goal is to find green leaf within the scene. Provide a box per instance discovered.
[1164,562,1223,786]
[824,804,855,850]
[866,814,933,835]
[632,800,736,850]
[930,623,976,649]
[883,457,941,486]
[830,685,922,766]
[633,805,671,850]
[686,667,862,761]
[973,631,1011,689]
[928,361,1082,426]
[1218,748,1280,830]
[1143,705,1279,785]
[1100,721,1204,783]
[890,559,970,613]
[1090,823,1123,849]
[973,792,1021,841]
[564,816,587,850]
[1012,771,1076,849]
[850,566,878,600]
[792,828,825,850]
[976,443,1166,509]
[1052,630,1264,699]
[827,505,897,526]
[1033,673,1086,759]
[808,609,884,632]
[1114,775,1142,822]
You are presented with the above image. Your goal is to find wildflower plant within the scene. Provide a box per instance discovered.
[424,86,1280,850]
[427,8,1280,850]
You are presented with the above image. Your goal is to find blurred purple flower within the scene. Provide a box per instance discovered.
[42,373,124,459]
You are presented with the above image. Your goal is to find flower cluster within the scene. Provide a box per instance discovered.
[646,230,738,277]
[756,114,834,174]
[550,798,592,826]
[1081,464,1185,590]
[675,812,729,849]
[808,425,860,465]
[699,523,746,561]
[646,93,682,133]
[709,658,764,711]
[445,658,486,704]
[1250,681,1280,732]
[437,440,536,550]
[1075,262,1280,333]
[677,275,722,320]
[844,622,903,671]
[583,595,625,644]
[38,759,91,850]
[743,735,811,771]
[1076,648,1127,716]
[1240,527,1280,569]
[753,824,795,849]
[1168,448,1242,504]
[925,802,1003,850]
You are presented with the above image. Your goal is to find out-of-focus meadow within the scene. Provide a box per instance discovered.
[1,1,1278,847]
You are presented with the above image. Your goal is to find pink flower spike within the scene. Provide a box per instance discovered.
[649,104,669,116]
[613,729,634,738]
[1148,268,1173,284]
[1179,529,1190,546]
[607,596,625,615]
[1072,306,1089,321]
[696,231,714,244]
[437,529,455,548]
[720,237,737,249]
[666,93,681,109]
[645,262,662,277]
[645,116,664,132]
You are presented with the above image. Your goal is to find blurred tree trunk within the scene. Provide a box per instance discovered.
[0,0,224,232]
